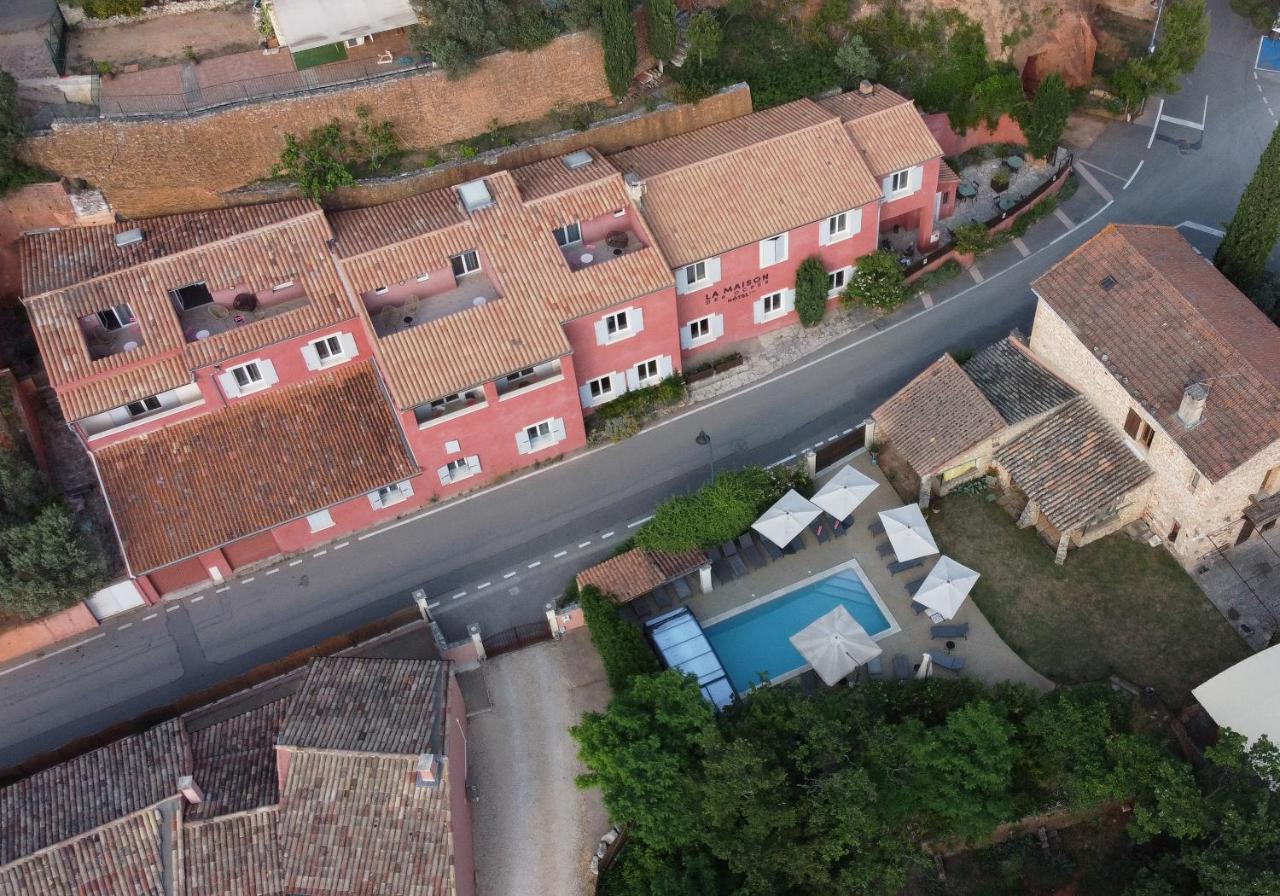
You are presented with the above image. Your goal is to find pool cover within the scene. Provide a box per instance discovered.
[1256,36,1280,72]
[645,608,735,709]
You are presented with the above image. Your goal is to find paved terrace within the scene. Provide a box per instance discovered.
[683,452,1053,691]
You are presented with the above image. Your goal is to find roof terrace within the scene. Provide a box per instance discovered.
[172,279,311,343]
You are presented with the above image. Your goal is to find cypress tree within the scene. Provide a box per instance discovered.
[602,0,637,98]
[1215,122,1280,292]
[646,0,677,67]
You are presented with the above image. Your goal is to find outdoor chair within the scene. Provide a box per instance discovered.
[876,541,895,558]
[761,537,785,561]
[928,651,966,673]
[810,521,832,544]
[888,557,924,575]
[727,551,749,578]
[904,575,926,595]
[892,654,911,680]
[832,518,850,538]
[737,535,767,570]
[866,656,885,680]
[672,577,693,600]
[911,600,928,615]
[870,519,885,536]
[931,622,969,640]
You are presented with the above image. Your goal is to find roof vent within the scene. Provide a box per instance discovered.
[563,150,594,170]
[858,80,875,95]
[1099,275,1117,291]
[415,753,442,788]
[1177,382,1208,429]
[114,228,144,248]
[623,171,645,206]
[457,179,495,214]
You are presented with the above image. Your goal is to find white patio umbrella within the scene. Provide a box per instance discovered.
[916,653,933,680]
[879,504,939,562]
[914,555,980,621]
[788,605,882,686]
[811,464,878,523]
[752,489,822,549]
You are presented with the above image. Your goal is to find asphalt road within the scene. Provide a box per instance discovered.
[2,0,1277,769]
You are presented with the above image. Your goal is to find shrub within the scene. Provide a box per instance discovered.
[1017,73,1071,160]
[685,11,722,67]
[842,250,908,312]
[834,35,878,87]
[990,169,1011,192]
[635,466,812,552]
[0,502,107,619]
[0,73,36,195]
[578,584,659,691]
[586,375,685,444]
[646,0,678,64]
[911,258,963,294]
[601,0,637,98]
[1009,192,1059,238]
[953,222,993,255]
[273,110,401,201]
[1215,120,1280,291]
[76,0,143,17]
[1229,0,1280,30]
[793,256,829,327]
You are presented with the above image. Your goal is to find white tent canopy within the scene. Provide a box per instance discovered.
[1192,644,1280,747]
[752,489,822,549]
[788,605,882,686]
[913,556,979,621]
[272,0,418,51]
[811,465,878,523]
[879,504,939,562]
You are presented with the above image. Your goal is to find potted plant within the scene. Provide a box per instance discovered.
[95,60,115,78]
[990,169,1011,193]
[184,45,199,64]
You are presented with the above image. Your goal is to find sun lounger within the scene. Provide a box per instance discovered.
[911,600,928,615]
[728,552,749,577]
[931,622,969,640]
[870,519,885,536]
[888,557,924,575]
[928,651,965,673]
[904,576,926,595]
[810,521,832,544]
[672,576,693,600]
[737,535,767,570]
[892,654,910,680]
[721,540,739,557]
[832,518,850,538]
[761,537,784,561]
[876,541,895,558]
[866,655,884,680]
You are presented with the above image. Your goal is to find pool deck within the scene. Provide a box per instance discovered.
[684,452,1054,692]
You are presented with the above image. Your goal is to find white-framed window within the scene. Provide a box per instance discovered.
[306,509,335,532]
[96,304,134,331]
[606,310,629,338]
[588,375,615,401]
[889,169,910,193]
[827,266,853,296]
[761,291,784,317]
[676,257,721,295]
[219,359,278,398]
[682,314,724,349]
[368,479,414,510]
[884,168,921,199]
[684,260,707,285]
[515,417,567,454]
[689,318,710,340]
[635,358,660,386]
[753,289,793,324]
[302,332,358,370]
[820,208,862,245]
[438,455,481,486]
[553,221,582,247]
[595,307,644,345]
[759,233,788,268]
[826,212,850,241]
[450,250,480,277]
[126,395,161,418]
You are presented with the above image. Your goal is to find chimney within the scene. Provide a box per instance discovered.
[177,775,204,805]
[858,80,875,95]
[623,171,645,207]
[415,753,442,788]
[1177,382,1208,429]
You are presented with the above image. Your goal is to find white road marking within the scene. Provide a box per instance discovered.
[1012,237,1031,258]
[919,290,934,308]
[312,550,327,558]
[842,428,854,435]
[1053,208,1075,230]
[1147,97,1164,149]
[193,595,208,601]
[265,568,279,576]
[1076,159,1126,181]
[142,613,158,621]
[553,550,569,558]
[288,559,303,567]
[578,541,592,548]
[118,622,133,630]
[1123,160,1144,190]
[1177,221,1225,237]
[503,571,517,579]
[968,265,984,284]
[476,581,492,590]
[1050,199,1113,245]
[334,541,350,550]
[1074,162,1114,201]
[601,531,616,539]
[242,576,255,584]
[165,605,181,612]
[427,601,441,610]
[527,561,542,569]
[452,591,467,599]
[0,633,105,677]
[825,435,838,443]
[766,454,797,468]
[626,516,653,528]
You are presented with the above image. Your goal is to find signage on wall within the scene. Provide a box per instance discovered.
[700,273,770,305]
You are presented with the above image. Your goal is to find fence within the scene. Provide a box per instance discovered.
[482,621,553,658]
[814,426,866,470]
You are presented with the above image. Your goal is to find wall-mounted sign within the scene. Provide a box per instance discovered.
[700,273,771,305]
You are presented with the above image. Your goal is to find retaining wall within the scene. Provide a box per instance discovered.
[924,113,1028,159]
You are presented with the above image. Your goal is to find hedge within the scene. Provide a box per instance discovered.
[586,375,685,444]
[794,256,829,327]
[579,584,659,691]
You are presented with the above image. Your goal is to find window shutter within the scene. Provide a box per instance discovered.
[658,355,673,378]
[515,429,532,454]
[680,324,694,350]
[368,491,384,510]
[752,296,765,325]
[881,174,895,197]
[625,366,641,390]
[579,383,594,408]
[783,288,796,313]
[849,207,863,235]
[259,360,279,388]
[674,265,691,295]
[398,480,414,499]
[218,370,241,398]
[1123,409,1141,438]
[338,332,358,358]
[759,239,770,268]
[818,219,831,247]
[705,257,721,285]
[465,455,481,476]
[907,166,923,194]
[550,418,566,442]
[610,371,626,397]
[710,314,724,340]
[631,307,644,333]
[594,318,609,345]
[438,464,453,486]
[301,343,321,370]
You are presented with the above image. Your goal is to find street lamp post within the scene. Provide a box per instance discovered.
[695,429,715,483]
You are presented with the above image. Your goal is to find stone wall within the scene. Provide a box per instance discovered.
[19,30,638,217]
[924,113,1028,159]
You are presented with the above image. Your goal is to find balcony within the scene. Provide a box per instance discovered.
[495,359,564,398]
[413,387,488,427]
[560,226,646,273]
[80,305,144,361]
[369,272,501,339]
[175,283,310,344]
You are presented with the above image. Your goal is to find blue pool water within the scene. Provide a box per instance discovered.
[703,567,892,692]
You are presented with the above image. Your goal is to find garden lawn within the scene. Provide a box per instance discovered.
[290,42,347,70]
[930,493,1249,704]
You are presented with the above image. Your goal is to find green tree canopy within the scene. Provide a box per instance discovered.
[601,0,637,98]
[686,11,722,68]
[1109,0,1208,112]
[645,0,677,64]
[1215,122,1280,291]
[842,249,908,312]
[1019,73,1072,160]
[0,69,31,193]
[834,35,878,88]
[793,256,829,327]
[0,503,107,619]
[578,584,659,691]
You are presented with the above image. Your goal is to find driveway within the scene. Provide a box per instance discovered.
[465,629,612,896]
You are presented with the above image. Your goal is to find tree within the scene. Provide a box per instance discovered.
[601,0,637,98]
[1019,73,1071,160]
[0,504,107,619]
[794,256,829,327]
[578,584,659,691]
[686,11,722,68]
[972,64,1026,129]
[0,69,30,193]
[573,670,719,854]
[274,112,401,202]
[834,35,878,88]
[0,448,48,527]
[1247,273,1280,323]
[1229,0,1280,30]
[646,0,677,67]
[1021,690,1121,806]
[842,250,908,312]
[1109,0,1208,112]
[1215,122,1280,291]
[408,0,515,76]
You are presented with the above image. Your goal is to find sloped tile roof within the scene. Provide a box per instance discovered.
[278,752,455,896]
[1032,224,1280,480]
[873,354,1007,475]
[577,548,707,603]
[0,809,167,896]
[186,699,288,820]
[997,396,1153,531]
[183,809,284,896]
[22,203,356,421]
[277,657,446,755]
[817,87,944,176]
[964,336,1077,425]
[0,718,187,864]
[609,99,882,268]
[95,361,417,573]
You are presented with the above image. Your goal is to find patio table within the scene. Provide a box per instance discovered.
[1005,156,1024,170]
[997,195,1017,212]
[957,182,978,198]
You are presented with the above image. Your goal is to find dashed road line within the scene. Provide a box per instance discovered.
[578,540,592,548]
[626,515,653,529]
[842,428,854,435]
[1012,237,1031,258]
[242,576,255,584]
[968,264,984,284]
[553,550,569,558]
[334,541,350,550]
[165,604,181,612]
[601,531,616,539]
[312,549,327,558]
[1053,208,1075,230]
[288,559,304,567]
[825,435,838,443]
[427,601,441,610]
[451,591,467,600]
[142,613,158,621]
[194,594,209,601]
[476,581,492,590]
[265,568,279,576]
[766,453,797,468]
[527,560,542,569]
[919,290,934,309]
[502,571,517,579]
[118,622,133,630]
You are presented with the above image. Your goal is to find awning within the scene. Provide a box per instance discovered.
[879,504,939,562]
[1192,644,1280,747]
[752,489,822,549]
[811,465,877,523]
[788,605,882,686]
[272,0,418,51]
[913,555,979,621]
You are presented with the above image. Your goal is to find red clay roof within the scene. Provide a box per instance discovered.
[95,361,417,573]
[577,547,707,603]
[1032,224,1280,480]
[817,86,944,177]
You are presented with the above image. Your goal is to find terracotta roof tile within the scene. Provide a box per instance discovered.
[997,396,1153,531]
[1032,225,1280,480]
[818,87,943,176]
[183,809,284,896]
[873,354,1007,475]
[510,147,621,201]
[577,548,707,603]
[95,361,417,573]
[964,336,1077,424]
[186,699,288,820]
[609,99,882,268]
[0,810,167,896]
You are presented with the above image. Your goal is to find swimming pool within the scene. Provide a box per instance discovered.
[702,562,898,693]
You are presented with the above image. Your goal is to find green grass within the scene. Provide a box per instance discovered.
[290,42,348,70]
[929,493,1249,705]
